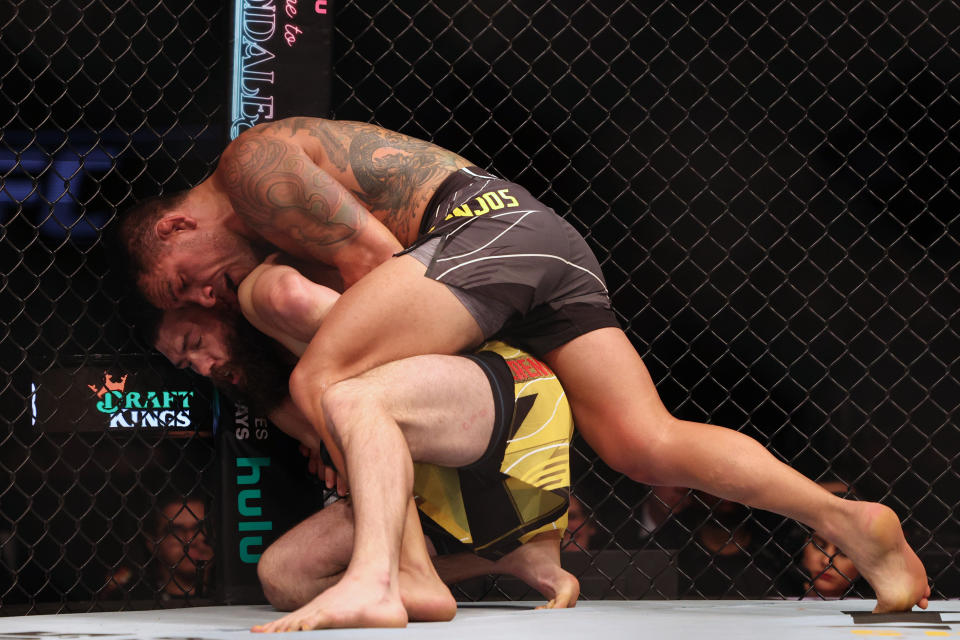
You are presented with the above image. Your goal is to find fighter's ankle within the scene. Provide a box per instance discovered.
[342,567,397,592]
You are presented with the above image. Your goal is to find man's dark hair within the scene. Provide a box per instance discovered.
[150,491,207,538]
[115,190,191,280]
[144,307,294,415]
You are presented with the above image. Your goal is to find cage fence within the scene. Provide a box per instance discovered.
[1,0,958,612]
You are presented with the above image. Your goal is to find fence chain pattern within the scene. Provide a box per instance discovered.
[330,0,960,600]
[1,0,227,611]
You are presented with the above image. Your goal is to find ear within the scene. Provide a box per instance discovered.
[156,214,198,241]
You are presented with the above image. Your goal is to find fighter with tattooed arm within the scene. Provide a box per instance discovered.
[119,117,928,629]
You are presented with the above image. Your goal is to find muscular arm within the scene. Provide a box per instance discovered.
[238,261,341,357]
[239,262,348,478]
[267,396,324,451]
[218,130,402,288]
[268,395,346,493]
[267,117,471,245]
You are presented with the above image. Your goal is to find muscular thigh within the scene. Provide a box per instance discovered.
[351,353,496,468]
[297,254,485,384]
[543,327,674,472]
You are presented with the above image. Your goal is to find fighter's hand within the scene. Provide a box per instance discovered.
[299,443,330,482]
[298,443,349,496]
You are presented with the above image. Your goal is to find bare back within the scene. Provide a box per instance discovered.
[216,117,471,250]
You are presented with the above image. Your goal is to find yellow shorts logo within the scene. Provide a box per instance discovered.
[444,188,520,221]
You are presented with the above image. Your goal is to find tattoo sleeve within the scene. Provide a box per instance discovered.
[221,134,364,258]
[309,121,466,239]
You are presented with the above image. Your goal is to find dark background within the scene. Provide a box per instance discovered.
[1,0,958,606]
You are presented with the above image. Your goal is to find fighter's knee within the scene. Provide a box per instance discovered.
[289,351,361,415]
[594,415,679,485]
[287,364,310,413]
[320,378,375,434]
[257,546,292,609]
[288,360,332,415]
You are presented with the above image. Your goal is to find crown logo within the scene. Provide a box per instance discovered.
[88,372,128,399]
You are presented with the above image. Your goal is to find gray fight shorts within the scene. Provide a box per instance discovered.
[400,166,620,356]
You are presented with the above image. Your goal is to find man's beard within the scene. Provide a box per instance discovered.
[209,317,294,415]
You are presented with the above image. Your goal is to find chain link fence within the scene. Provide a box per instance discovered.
[1,0,228,611]
[1,0,958,612]
[328,0,960,601]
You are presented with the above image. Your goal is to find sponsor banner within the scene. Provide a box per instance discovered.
[30,356,215,433]
[214,396,327,604]
[230,0,333,138]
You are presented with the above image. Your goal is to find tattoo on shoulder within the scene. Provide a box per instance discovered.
[306,123,350,172]
[221,135,360,252]
[263,117,312,137]
[342,124,463,230]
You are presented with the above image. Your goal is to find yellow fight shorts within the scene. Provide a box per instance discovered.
[413,340,572,559]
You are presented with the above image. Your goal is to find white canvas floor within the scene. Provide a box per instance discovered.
[0,600,957,640]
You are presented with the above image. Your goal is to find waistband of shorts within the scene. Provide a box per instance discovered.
[418,165,500,236]
[456,348,515,474]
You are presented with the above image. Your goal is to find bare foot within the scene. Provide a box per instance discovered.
[399,564,457,622]
[495,532,580,609]
[251,574,407,632]
[832,502,930,613]
[535,568,580,609]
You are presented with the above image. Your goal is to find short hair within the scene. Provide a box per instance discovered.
[150,491,207,538]
[115,190,190,280]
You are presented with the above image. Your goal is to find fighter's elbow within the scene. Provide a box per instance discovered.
[288,360,322,419]
[262,268,306,314]
[247,267,313,338]
[332,226,403,289]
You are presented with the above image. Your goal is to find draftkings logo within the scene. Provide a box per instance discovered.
[87,371,194,429]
